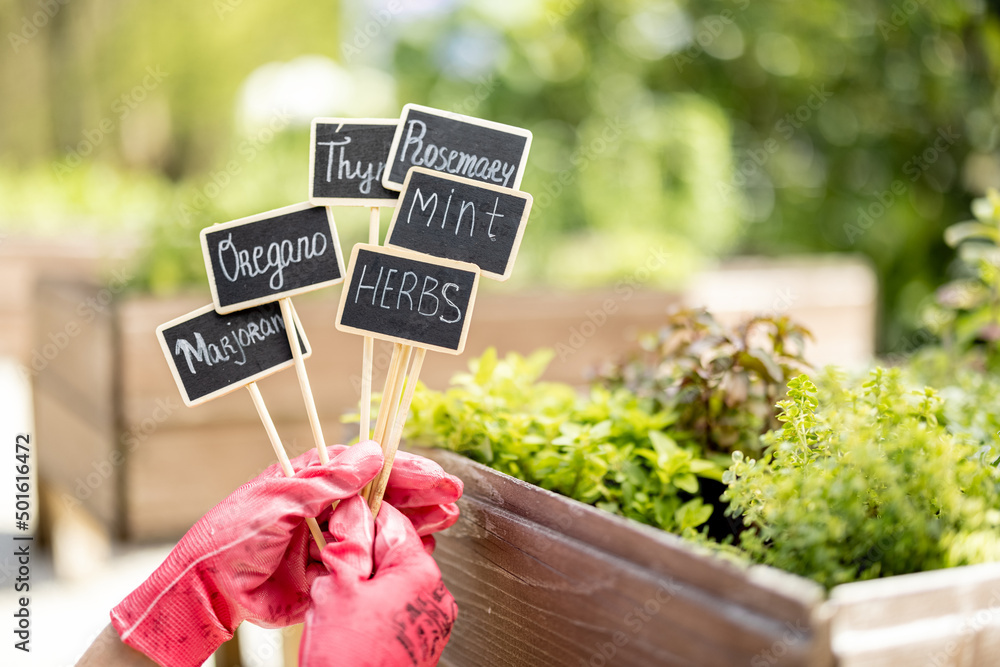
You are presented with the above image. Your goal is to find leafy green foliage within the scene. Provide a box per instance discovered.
[903,347,1000,466]
[923,189,1000,366]
[724,368,1000,589]
[405,348,723,533]
[597,308,811,456]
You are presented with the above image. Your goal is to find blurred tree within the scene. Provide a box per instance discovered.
[2,0,999,349]
[0,0,341,175]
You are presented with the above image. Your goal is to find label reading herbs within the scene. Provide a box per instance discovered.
[336,244,480,355]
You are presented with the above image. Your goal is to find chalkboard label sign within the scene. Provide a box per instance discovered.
[382,104,532,192]
[156,301,312,407]
[201,202,346,314]
[336,244,480,355]
[384,168,532,281]
[309,118,400,206]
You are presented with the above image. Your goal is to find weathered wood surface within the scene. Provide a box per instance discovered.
[825,563,1000,666]
[33,280,120,530]
[415,448,833,667]
[0,236,128,361]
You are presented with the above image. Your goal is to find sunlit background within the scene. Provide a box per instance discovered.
[1,0,997,344]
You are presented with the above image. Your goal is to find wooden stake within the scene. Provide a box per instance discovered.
[279,298,329,465]
[367,347,426,516]
[247,382,327,550]
[359,206,380,444]
[361,343,405,503]
[376,345,412,453]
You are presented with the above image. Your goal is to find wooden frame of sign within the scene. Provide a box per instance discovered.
[308,118,400,207]
[382,103,533,191]
[335,244,480,355]
[384,167,533,281]
[200,202,346,314]
[156,301,312,407]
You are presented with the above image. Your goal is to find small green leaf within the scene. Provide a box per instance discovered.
[674,473,699,494]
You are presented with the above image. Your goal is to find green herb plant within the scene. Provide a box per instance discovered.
[598,308,812,456]
[923,188,1000,365]
[724,369,1000,589]
[404,348,723,534]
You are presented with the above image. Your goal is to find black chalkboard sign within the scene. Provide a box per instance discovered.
[383,104,532,191]
[309,118,400,206]
[384,168,533,281]
[201,203,345,314]
[156,301,312,407]
[336,244,480,355]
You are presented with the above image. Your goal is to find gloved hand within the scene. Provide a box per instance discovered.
[110,441,462,667]
[302,445,463,553]
[300,494,458,667]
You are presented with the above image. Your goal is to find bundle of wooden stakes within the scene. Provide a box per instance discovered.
[155,104,533,547]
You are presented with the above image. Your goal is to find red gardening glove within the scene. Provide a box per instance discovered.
[110,441,386,667]
[300,445,463,553]
[300,494,458,667]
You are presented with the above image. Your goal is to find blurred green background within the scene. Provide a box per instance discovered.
[1,0,999,350]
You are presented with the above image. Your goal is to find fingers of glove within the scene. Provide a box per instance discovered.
[220,442,382,536]
[399,502,460,537]
[288,444,350,472]
[373,502,438,575]
[384,452,464,508]
[254,444,350,481]
[318,494,375,580]
[421,535,436,555]
[282,441,384,516]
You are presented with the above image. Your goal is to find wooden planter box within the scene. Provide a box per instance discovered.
[415,448,1000,667]
[414,448,831,667]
